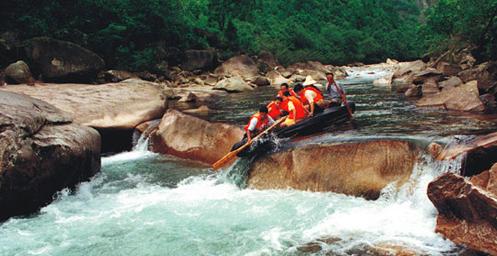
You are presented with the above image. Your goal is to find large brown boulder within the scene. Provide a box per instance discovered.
[150,110,244,164]
[266,70,290,86]
[427,170,497,255]
[24,37,105,82]
[0,91,100,220]
[4,60,33,84]
[393,60,426,78]
[458,61,497,92]
[0,78,166,129]
[248,140,419,199]
[181,49,218,71]
[214,55,258,79]
[416,80,484,112]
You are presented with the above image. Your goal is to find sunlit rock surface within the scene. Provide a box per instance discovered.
[248,140,419,199]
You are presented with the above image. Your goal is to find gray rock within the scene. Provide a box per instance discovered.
[213,76,254,92]
[4,60,33,84]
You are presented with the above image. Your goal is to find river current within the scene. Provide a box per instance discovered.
[0,68,495,255]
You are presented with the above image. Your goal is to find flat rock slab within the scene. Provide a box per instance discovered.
[0,78,166,129]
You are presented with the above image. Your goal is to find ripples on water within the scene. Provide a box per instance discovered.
[0,69,495,255]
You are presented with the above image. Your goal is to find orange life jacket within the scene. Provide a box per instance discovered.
[267,101,282,119]
[299,86,324,105]
[277,88,297,98]
[282,96,307,120]
[244,113,269,132]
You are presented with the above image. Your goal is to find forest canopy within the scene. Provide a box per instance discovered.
[1,0,496,71]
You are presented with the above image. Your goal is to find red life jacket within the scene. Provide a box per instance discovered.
[282,96,307,120]
[267,101,281,119]
[299,86,324,105]
[277,88,297,98]
[244,113,269,132]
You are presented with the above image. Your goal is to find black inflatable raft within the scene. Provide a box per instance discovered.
[232,102,356,157]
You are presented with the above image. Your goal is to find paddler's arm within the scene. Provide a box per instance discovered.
[246,117,258,143]
[305,90,316,116]
[267,116,275,126]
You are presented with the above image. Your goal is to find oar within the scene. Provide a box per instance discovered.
[334,81,353,119]
[212,117,285,170]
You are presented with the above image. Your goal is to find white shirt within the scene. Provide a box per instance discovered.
[304,89,317,104]
[247,115,275,131]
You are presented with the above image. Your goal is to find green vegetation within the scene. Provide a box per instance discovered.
[419,0,497,61]
[0,0,496,71]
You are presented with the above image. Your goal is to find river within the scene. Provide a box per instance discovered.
[0,68,494,255]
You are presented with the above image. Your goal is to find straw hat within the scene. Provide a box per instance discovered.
[302,75,317,86]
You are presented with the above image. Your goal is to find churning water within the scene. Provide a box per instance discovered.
[0,146,464,255]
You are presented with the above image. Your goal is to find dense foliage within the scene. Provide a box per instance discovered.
[419,0,497,62]
[1,0,496,71]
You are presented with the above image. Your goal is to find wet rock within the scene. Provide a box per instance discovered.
[373,76,393,87]
[150,110,244,164]
[393,60,426,78]
[136,71,159,82]
[178,92,198,103]
[0,91,100,220]
[439,76,463,89]
[204,74,218,86]
[427,172,497,255]
[4,60,34,84]
[213,76,254,92]
[214,55,258,79]
[0,78,166,129]
[182,105,211,116]
[480,93,497,113]
[248,140,419,199]
[181,49,218,71]
[416,80,484,112]
[404,84,421,98]
[24,37,105,82]
[437,131,497,162]
[251,76,270,87]
[412,68,443,85]
[97,70,137,83]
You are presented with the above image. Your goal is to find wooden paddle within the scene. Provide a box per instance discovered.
[333,81,353,119]
[212,117,285,170]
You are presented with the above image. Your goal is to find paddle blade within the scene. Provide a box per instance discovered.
[212,151,238,170]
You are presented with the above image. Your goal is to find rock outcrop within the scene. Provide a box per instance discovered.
[24,37,105,82]
[4,60,33,84]
[416,80,484,112]
[214,55,258,80]
[248,140,419,199]
[150,110,244,164]
[427,170,497,255]
[213,76,254,92]
[0,91,100,220]
[0,78,166,129]
[97,70,137,83]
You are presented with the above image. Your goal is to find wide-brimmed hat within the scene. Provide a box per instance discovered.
[302,75,317,86]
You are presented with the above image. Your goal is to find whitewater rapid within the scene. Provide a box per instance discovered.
[0,144,463,255]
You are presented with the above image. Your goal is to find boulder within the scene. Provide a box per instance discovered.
[248,140,419,199]
[4,60,33,84]
[372,76,392,87]
[458,62,497,92]
[214,55,258,79]
[252,76,270,87]
[393,60,426,78]
[412,68,443,85]
[213,76,254,92]
[438,76,463,89]
[404,85,421,98]
[24,37,105,82]
[183,105,211,116]
[416,80,484,112]
[266,70,290,86]
[0,78,166,129]
[257,51,279,69]
[97,70,137,83]
[427,171,497,255]
[0,91,100,220]
[204,74,218,86]
[436,131,497,161]
[421,78,440,95]
[178,92,198,103]
[150,110,244,164]
[0,32,20,67]
[436,61,462,76]
[181,49,218,71]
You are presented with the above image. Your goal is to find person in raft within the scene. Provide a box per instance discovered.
[325,72,346,107]
[266,96,283,120]
[244,105,275,143]
[293,76,327,116]
[277,83,297,98]
[280,91,307,127]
